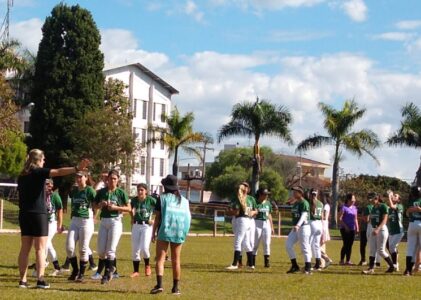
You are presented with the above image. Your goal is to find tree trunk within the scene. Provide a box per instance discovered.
[331,142,341,228]
[251,140,260,195]
[416,157,421,187]
[172,146,179,176]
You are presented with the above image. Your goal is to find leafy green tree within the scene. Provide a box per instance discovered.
[212,165,249,200]
[218,98,293,194]
[387,102,421,186]
[0,75,20,147]
[260,168,289,201]
[296,100,381,227]
[28,3,104,168]
[148,107,204,175]
[0,131,27,177]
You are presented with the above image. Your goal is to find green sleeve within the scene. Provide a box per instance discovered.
[302,200,310,212]
[251,196,257,209]
[363,206,370,216]
[121,189,129,205]
[94,188,103,204]
[52,193,62,209]
[382,204,389,214]
[150,196,157,207]
[87,186,96,203]
[130,197,136,208]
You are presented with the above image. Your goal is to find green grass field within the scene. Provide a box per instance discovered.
[0,233,418,300]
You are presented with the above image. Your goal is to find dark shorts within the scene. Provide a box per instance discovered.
[19,212,48,237]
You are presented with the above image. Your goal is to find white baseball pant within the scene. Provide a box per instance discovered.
[286,225,312,262]
[406,221,421,258]
[97,217,123,260]
[367,223,380,262]
[46,220,58,262]
[369,226,389,258]
[131,223,153,261]
[389,232,404,254]
[66,217,94,261]
[234,217,253,252]
[253,219,271,256]
[310,220,323,259]
[87,212,95,257]
[249,218,256,251]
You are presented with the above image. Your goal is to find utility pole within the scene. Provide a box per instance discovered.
[0,0,13,42]
[198,141,214,203]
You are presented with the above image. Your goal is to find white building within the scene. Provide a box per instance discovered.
[104,63,178,193]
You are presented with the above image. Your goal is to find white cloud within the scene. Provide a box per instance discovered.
[265,30,332,42]
[406,37,421,58]
[211,0,326,10]
[184,0,204,22]
[10,18,43,54]
[396,20,421,30]
[341,0,368,22]
[372,32,414,42]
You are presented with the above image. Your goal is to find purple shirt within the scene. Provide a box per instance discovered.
[340,205,357,230]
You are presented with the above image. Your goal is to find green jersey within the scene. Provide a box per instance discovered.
[310,200,324,221]
[291,198,310,225]
[95,187,129,218]
[408,198,421,222]
[256,200,272,221]
[47,192,62,222]
[231,195,257,217]
[370,203,389,228]
[131,195,156,223]
[388,203,404,234]
[70,186,96,218]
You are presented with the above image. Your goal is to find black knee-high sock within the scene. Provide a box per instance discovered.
[133,261,140,272]
[369,256,375,269]
[97,259,105,274]
[391,252,397,265]
[156,275,163,288]
[104,259,111,277]
[384,256,394,268]
[304,262,311,272]
[291,258,299,268]
[88,254,95,266]
[70,257,79,275]
[315,258,321,268]
[264,255,270,267]
[79,261,87,276]
[252,255,256,267]
[63,257,70,268]
[144,258,150,267]
[406,256,414,273]
[172,279,179,290]
[232,251,241,266]
[53,260,60,271]
[246,252,253,267]
[238,255,243,265]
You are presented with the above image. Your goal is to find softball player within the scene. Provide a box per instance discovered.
[252,188,273,268]
[387,191,404,271]
[66,171,96,282]
[320,194,332,268]
[226,183,257,270]
[309,189,323,271]
[286,186,312,274]
[130,183,156,277]
[94,170,130,284]
[403,186,421,276]
[362,194,395,274]
[45,179,63,276]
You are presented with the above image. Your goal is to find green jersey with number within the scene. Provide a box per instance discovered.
[408,198,421,222]
[95,187,129,218]
[388,203,404,234]
[131,196,156,223]
[291,198,310,225]
[310,200,324,221]
[256,200,272,221]
[47,192,62,222]
[370,203,388,228]
[231,195,257,217]
[70,186,96,218]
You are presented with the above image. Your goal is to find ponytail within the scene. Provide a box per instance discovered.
[21,149,44,175]
[238,184,248,213]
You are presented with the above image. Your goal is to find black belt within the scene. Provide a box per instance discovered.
[134,221,148,225]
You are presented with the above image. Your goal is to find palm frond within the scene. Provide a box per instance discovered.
[295,135,333,153]
[342,129,381,163]
[387,102,421,148]
[217,121,253,143]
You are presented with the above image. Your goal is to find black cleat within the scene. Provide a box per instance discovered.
[150,285,164,294]
[286,266,300,274]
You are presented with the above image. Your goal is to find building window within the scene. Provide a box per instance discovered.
[142,101,148,120]
[151,158,155,176]
[159,158,164,177]
[23,121,30,133]
[141,129,146,146]
[133,127,140,140]
[140,156,146,175]
[161,104,166,122]
[153,103,157,121]
[133,99,138,118]
[152,131,156,149]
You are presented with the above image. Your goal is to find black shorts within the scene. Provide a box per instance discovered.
[19,212,48,237]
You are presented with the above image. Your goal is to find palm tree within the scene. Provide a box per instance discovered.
[387,102,421,186]
[296,100,380,227]
[148,107,204,176]
[218,98,293,193]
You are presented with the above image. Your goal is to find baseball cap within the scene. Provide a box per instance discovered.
[310,188,318,195]
[257,188,271,195]
[76,171,88,177]
[241,181,250,188]
[291,186,304,194]
[368,192,377,200]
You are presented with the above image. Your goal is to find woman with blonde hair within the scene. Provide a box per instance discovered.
[226,183,257,270]
[17,149,89,289]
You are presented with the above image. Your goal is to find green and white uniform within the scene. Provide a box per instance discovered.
[406,197,421,258]
[66,186,96,261]
[95,187,128,260]
[286,199,311,263]
[253,200,273,256]
[131,196,156,261]
[369,203,390,259]
[388,203,404,254]
[46,191,62,262]
[232,195,257,252]
[310,200,324,259]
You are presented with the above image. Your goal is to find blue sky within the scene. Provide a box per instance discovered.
[6,0,421,181]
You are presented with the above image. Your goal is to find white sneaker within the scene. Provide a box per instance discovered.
[91,272,102,280]
[226,265,238,270]
[50,269,61,277]
[247,266,255,270]
[362,269,374,275]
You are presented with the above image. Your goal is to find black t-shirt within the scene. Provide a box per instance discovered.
[18,168,51,214]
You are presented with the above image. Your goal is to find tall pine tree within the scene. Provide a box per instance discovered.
[28,3,104,167]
